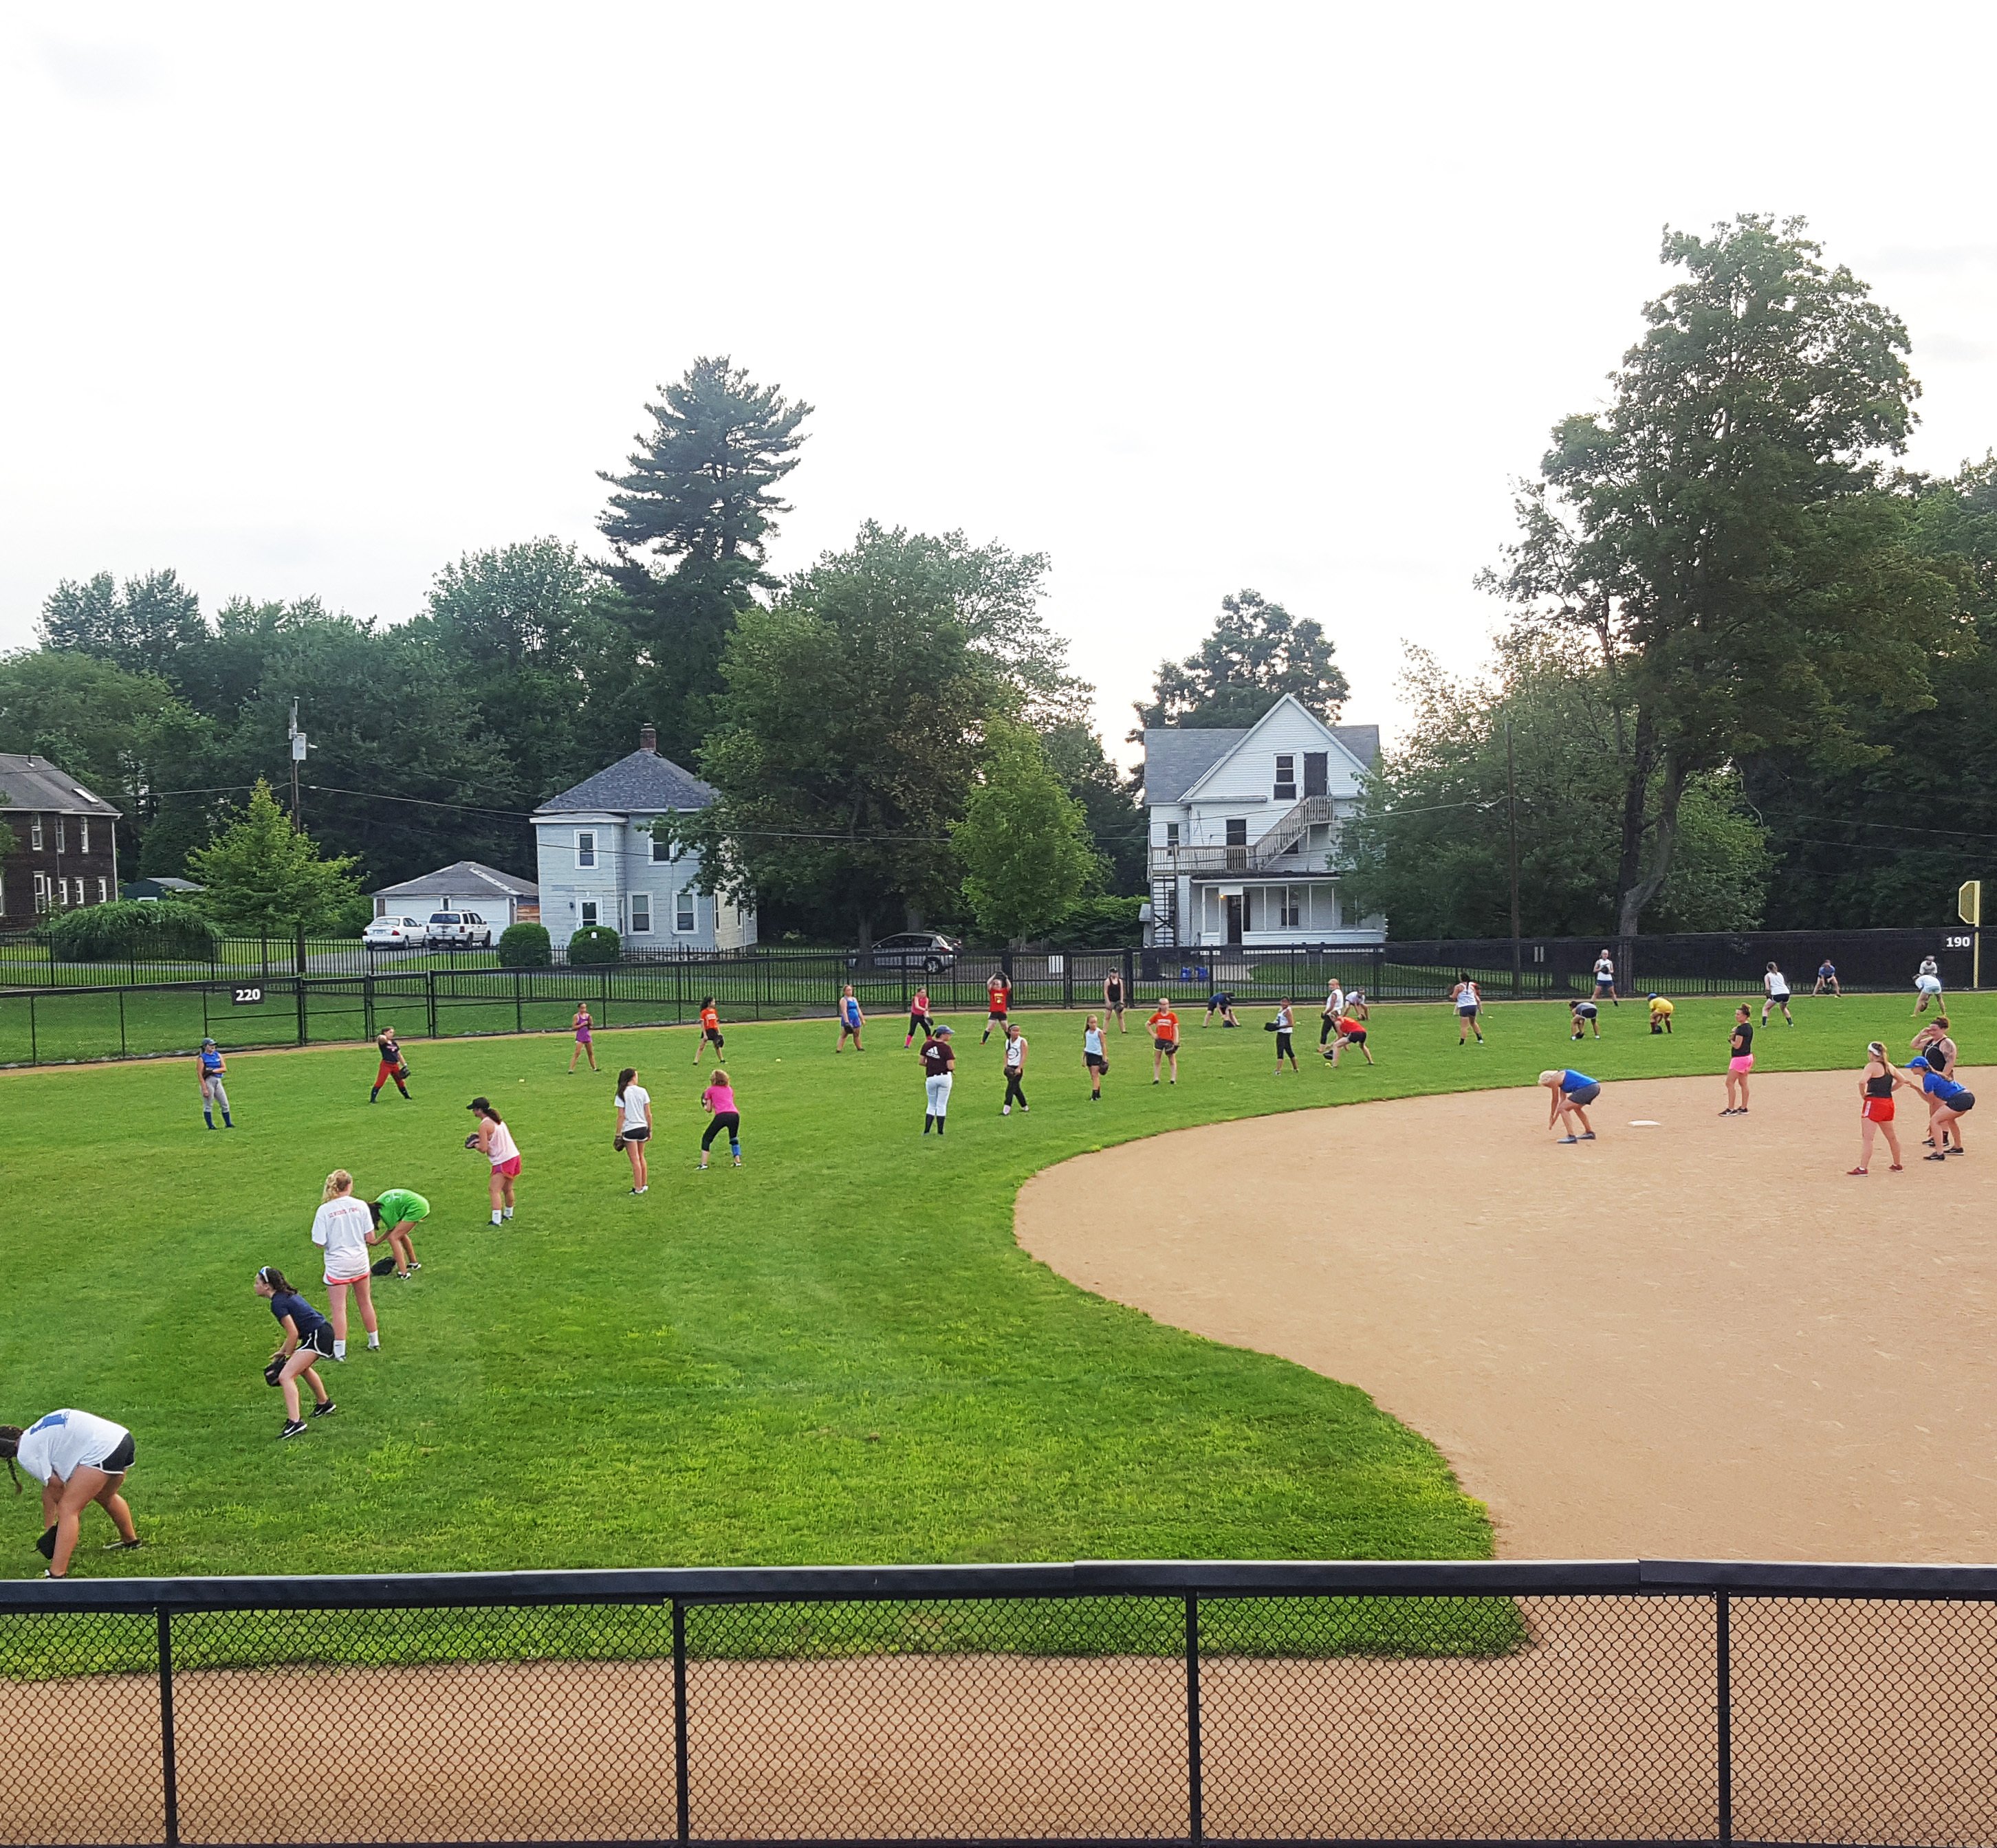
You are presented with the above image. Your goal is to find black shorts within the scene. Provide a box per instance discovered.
[988,1008,1008,1021]
[94,1433,136,1476]
[1943,1092,1976,1114]
[1154,1036,1177,1054]
[1594,980,1614,994]
[298,1323,336,1359]
[1457,1005,1479,1020]
[1085,1054,1107,1072]
[1105,991,1124,1009]
[1341,1029,1367,1046]
[622,1125,651,1144]
[703,1028,725,1046]
[1565,1081,1602,1107]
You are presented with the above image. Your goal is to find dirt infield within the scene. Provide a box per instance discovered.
[1019,1069,1997,1563]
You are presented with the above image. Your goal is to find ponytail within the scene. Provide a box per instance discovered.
[615,1068,636,1104]
[0,1426,21,1495]
[258,1265,295,1295]
[323,1169,353,1202]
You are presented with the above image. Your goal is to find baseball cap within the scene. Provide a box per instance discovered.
[1908,1057,1930,1072]
[933,1024,952,1036]
[201,1037,217,1048]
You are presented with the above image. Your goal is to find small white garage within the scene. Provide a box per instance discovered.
[370,860,539,926]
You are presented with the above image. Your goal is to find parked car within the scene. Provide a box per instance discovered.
[848,931,960,974]
[425,910,493,949]
[362,915,425,949]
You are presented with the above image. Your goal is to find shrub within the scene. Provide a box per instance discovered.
[567,924,622,965]
[45,899,219,963]
[498,921,552,969]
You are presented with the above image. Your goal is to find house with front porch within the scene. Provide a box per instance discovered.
[1143,695,1384,949]
[532,725,756,952]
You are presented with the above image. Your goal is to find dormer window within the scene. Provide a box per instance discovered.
[1274,755,1296,800]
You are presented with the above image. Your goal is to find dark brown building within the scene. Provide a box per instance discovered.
[0,754,122,929]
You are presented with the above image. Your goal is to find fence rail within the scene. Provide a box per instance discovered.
[0,927,1979,1068]
[7,1556,1997,1846]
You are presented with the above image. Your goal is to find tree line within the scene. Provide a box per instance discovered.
[1346,214,1997,938]
[1,356,1343,945]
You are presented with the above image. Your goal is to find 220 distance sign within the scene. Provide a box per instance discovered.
[230,985,265,1006]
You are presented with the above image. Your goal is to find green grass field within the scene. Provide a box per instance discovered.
[0,988,1977,1586]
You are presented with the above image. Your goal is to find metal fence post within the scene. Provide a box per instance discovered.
[1716,1592,1732,1844]
[295,976,308,1048]
[514,971,524,1035]
[1185,1592,1203,1842]
[157,1606,180,1847]
[363,975,375,1044]
[426,971,438,1040]
[672,1598,690,1844]
[118,988,127,1059]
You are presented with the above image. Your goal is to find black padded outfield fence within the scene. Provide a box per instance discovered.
[7,1558,1997,1846]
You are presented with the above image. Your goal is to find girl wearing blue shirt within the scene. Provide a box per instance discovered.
[196,1038,233,1130]
[1539,1068,1600,1143]
[1910,1056,1974,1161]
[254,1266,336,1440]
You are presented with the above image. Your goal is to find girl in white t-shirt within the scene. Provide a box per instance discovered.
[1760,962,1793,1028]
[312,1169,379,1358]
[1915,964,1945,1015]
[614,1066,653,1196]
[1,1409,142,1578]
[1451,974,1485,1046]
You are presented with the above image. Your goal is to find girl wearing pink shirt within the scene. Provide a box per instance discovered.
[699,1069,741,1169]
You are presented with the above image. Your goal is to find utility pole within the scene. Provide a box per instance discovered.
[1506,718,1522,996]
[287,698,309,828]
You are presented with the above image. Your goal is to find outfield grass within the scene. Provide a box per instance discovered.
[0,988,1976,1591]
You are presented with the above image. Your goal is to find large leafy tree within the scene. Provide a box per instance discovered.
[186,778,364,935]
[666,524,1049,942]
[1342,637,1771,938]
[596,357,812,762]
[954,722,1101,943]
[1135,589,1349,732]
[39,569,206,685]
[1041,720,1146,894]
[1742,455,1997,925]
[1492,214,1963,934]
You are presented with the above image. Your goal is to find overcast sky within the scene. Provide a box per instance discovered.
[5,3,1996,764]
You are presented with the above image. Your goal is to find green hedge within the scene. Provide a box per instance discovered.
[567,924,621,965]
[44,900,219,962]
[497,922,552,968]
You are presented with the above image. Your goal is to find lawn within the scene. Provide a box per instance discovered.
[0,987,1976,1583]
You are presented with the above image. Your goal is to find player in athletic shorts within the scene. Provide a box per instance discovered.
[1,1409,142,1577]
[1761,962,1793,1027]
[1910,1055,1976,1158]
[921,1025,956,1135]
[614,1068,653,1194]
[696,998,727,1064]
[1648,994,1674,1034]
[254,1266,337,1436]
[906,986,932,1048]
[1320,980,1346,1048]
[1813,960,1840,998]
[1722,1007,1754,1116]
[1915,960,1945,1015]
[311,1169,380,1358]
[1850,1042,1910,1175]
[836,986,865,1052]
[1540,1068,1601,1143]
[1569,999,1600,1040]
[1203,989,1240,1028]
[468,1098,522,1224]
[1324,1011,1372,1067]
[1082,1015,1109,1100]
[371,1026,412,1103]
[368,1187,430,1278]
[982,973,1012,1044]
[1593,952,1619,1006]
[569,1004,598,1074]
[1451,974,1484,1045]
[1147,1000,1179,1084]
[1102,971,1127,1034]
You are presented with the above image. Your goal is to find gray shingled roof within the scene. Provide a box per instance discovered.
[1332,725,1380,769]
[535,747,719,815]
[0,753,121,817]
[371,859,539,900]
[1142,729,1245,804]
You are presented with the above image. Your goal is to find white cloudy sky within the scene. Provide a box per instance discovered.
[4,3,1996,763]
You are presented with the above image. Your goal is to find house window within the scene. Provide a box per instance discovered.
[57,878,69,908]
[30,816,43,850]
[80,819,90,853]
[1225,819,1247,847]
[580,900,599,929]
[34,873,50,914]
[651,828,674,864]
[1164,821,1180,852]
[576,830,597,869]
[97,878,108,903]
[630,892,652,934]
[675,889,697,933]
[1280,887,1302,928]
[55,817,66,852]
[1274,755,1296,800]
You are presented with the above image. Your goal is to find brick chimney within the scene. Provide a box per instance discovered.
[639,723,657,754]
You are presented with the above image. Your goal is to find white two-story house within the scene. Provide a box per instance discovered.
[532,725,756,954]
[1144,694,1384,949]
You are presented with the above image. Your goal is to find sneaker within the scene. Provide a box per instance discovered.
[1557,1136,1580,1145]
[312,1400,337,1418]
[280,1420,307,1440]
[636,1185,648,1194]
[102,1538,143,1552]
[1002,1105,1011,1116]
[1579,1132,1596,1140]
[406,1262,421,1274]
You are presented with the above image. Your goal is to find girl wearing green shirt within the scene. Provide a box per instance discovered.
[369,1189,430,1279]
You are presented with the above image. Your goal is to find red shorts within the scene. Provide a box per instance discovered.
[1864,1099,1895,1123]
[492,1156,522,1178]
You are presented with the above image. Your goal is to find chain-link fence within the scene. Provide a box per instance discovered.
[6,1559,1997,1845]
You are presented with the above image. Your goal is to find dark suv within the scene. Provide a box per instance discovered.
[848,931,960,974]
